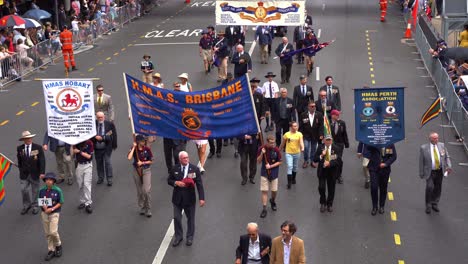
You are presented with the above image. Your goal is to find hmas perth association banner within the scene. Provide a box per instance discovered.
[43,79,96,145]
[354,87,405,147]
[124,73,259,140]
[215,1,305,26]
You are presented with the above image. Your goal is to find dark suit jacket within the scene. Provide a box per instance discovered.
[315,99,337,118]
[236,233,272,264]
[231,51,252,77]
[167,163,205,207]
[299,111,323,141]
[272,97,295,123]
[293,84,314,114]
[319,85,342,110]
[237,134,259,153]
[313,143,342,177]
[255,26,273,46]
[93,120,117,151]
[214,37,229,58]
[17,143,46,180]
[275,42,295,65]
[42,132,71,155]
[253,91,266,118]
[331,119,349,148]
[225,26,241,46]
[365,144,397,173]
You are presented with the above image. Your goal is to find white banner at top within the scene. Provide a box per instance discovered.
[215,1,305,26]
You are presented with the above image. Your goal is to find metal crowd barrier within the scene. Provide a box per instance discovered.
[414,14,468,152]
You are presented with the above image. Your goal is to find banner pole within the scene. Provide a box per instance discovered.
[245,73,261,134]
[122,73,136,135]
[0,153,17,167]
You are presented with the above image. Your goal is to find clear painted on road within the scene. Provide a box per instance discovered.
[190,1,216,7]
[144,29,204,38]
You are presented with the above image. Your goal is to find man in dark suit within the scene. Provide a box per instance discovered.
[235,222,271,264]
[43,131,73,185]
[167,151,205,247]
[299,102,323,168]
[319,76,342,111]
[293,75,314,118]
[275,37,295,84]
[293,24,307,64]
[330,110,349,184]
[315,89,337,120]
[313,136,342,213]
[238,133,259,185]
[163,138,187,174]
[17,131,46,215]
[272,88,295,146]
[366,144,397,215]
[93,112,117,186]
[231,44,252,78]
[225,25,241,58]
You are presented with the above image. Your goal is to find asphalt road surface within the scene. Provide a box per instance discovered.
[1,0,467,263]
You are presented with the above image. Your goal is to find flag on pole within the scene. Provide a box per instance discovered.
[0,153,14,206]
[420,96,442,128]
[323,107,332,137]
[274,40,335,60]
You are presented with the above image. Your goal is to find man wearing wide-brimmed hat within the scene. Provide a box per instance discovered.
[17,130,46,215]
[141,54,154,84]
[260,72,279,132]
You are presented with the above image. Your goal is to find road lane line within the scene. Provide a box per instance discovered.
[0,120,9,126]
[31,102,39,107]
[121,48,126,51]
[97,62,103,65]
[106,57,112,61]
[394,234,401,245]
[370,68,374,72]
[398,260,405,264]
[388,192,394,200]
[317,28,321,38]
[114,52,119,56]
[16,110,25,116]
[248,40,257,55]
[370,74,375,78]
[390,211,397,221]
[88,68,94,72]
[151,220,175,264]
[372,80,376,84]
[316,66,320,81]
[388,177,391,182]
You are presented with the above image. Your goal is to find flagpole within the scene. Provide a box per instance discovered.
[122,73,136,135]
[245,73,261,134]
[0,153,17,167]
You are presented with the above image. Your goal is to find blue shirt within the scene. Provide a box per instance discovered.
[133,146,153,169]
[38,185,64,213]
[257,146,282,180]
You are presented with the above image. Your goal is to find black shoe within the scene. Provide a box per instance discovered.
[172,238,183,247]
[249,178,255,184]
[72,66,77,71]
[270,198,277,211]
[431,204,440,212]
[55,245,62,257]
[371,208,377,216]
[223,141,228,146]
[364,181,370,189]
[208,152,215,159]
[85,205,93,214]
[241,179,247,185]
[425,207,431,214]
[140,208,146,215]
[107,180,113,186]
[32,207,39,215]
[97,178,104,184]
[327,206,333,212]
[44,251,55,261]
[379,207,385,214]
[292,177,296,184]
[286,79,290,83]
[216,153,221,158]
[320,204,326,213]
[186,239,193,246]
[20,205,31,215]
[337,177,343,184]
[260,209,267,218]
[145,210,152,218]
[234,151,239,158]
[56,178,64,184]
[280,80,285,84]
[287,183,291,189]
[77,203,86,210]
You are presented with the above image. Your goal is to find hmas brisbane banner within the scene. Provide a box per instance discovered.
[124,73,259,140]
[215,1,305,26]
[354,87,405,147]
[42,79,96,145]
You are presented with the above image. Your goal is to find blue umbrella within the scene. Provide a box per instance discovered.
[23,18,42,28]
[23,9,52,21]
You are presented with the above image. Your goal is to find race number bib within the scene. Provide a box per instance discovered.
[38,197,53,206]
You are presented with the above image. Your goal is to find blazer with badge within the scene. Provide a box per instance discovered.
[231,51,252,77]
[225,26,241,46]
[313,143,342,176]
[94,93,115,122]
[270,236,306,264]
[293,84,314,114]
[236,233,271,264]
[315,99,337,118]
[299,111,323,141]
[17,143,46,180]
[93,120,117,152]
[419,142,451,179]
[331,119,349,149]
[167,163,205,207]
[255,26,273,46]
[272,97,295,123]
[275,42,295,65]
[253,91,266,118]
[365,144,397,173]
[43,131,71,155]
[319,85,342,111]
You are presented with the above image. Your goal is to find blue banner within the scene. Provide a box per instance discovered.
[124,74,259,140]
[354,87,405,147]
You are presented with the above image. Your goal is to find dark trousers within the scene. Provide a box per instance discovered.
[436,0,443,15]
[318,169,336,206]
[173,203,196,240]
[163,139,185,174]
[295,41,304,61]
[280,63,292,82]
[20,175,40,208]
[95,149,113,181]
[370,169,390,209]
[240,144,258,180]
[275,118,290,147]
[335,143,345,178]
[426,169,443,206]
[208,139,223,154]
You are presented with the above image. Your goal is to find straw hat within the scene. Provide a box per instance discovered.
[152,72,161,78]
[19,131,36,141]
[178,73,189,79]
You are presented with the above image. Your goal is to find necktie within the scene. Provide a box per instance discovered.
[333,122,338,134]
[327,86,332,101]
[26,145,29,157]
[433,145,440,169]
[182,166,186,178]
[98,96,102,106]
[325,146,330,161]
[302,86,306,96]
[99,123,103,136]
[269,83,273,98]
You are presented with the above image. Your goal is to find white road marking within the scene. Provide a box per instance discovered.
[317,28,321,38]
[134,41,253,46]
[248,40,257,55]
[416,67,426,69]
[151,220,175,264]
[316,66,320,81]
[322,3,326,11]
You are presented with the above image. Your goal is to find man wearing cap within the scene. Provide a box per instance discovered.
[260,72,279,132]
[199,30,213,74]
[319,76,342,111]
[93,112,117,186]
[231,44,252,78]
[313,135,342,213]
[293,75,314,119]
[168,151,205,247]
[255,25,273,64]
[330,110,349,184]
[275,37,294,84]
[272,88,296,147]
[299,102,324,168]
[73,139,94,214]
[141,54,154,84]
[38,172,64,261]
[152,73,165,88]
[43,132,73,185]
[93,84,115,123]
[213,30,229,82]
[17,131,46,215]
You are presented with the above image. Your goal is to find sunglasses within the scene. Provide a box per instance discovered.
[97,89,104,92]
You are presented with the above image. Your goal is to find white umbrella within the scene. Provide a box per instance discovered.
[23,18,42,28]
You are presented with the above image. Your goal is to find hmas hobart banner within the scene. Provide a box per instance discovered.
[43,79,96,145]
[124,73,259,140]
[354,87,405,147]
[215,1,305,26]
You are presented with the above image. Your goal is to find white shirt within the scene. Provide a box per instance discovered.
[181,164,188,178]
[24,144,32,156]
[71,20,80,31]
[261,81,279,98]
[179,83,190,92]
[282,238,292,264]
[430,144,440,170]
[308,111,315,127]
[247,236,261,262]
